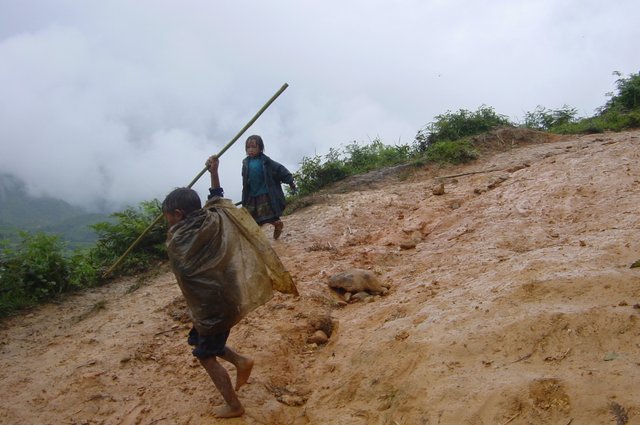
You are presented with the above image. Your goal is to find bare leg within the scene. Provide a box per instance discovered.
[198,356,244,418]
[272,220,283,240]
[220,347,254,391]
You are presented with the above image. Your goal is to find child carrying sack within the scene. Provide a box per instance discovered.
[166,197,297,336]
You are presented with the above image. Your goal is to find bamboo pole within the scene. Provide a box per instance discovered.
[103,83,289,277]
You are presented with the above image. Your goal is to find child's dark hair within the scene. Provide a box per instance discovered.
[245,135,264,152]
[162,188,202,215]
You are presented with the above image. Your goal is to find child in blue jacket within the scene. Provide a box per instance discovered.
[241,135,296,240]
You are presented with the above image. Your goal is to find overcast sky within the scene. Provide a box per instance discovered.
[1,0,638,211]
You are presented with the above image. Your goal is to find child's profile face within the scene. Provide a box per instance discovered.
[245,140,260,158]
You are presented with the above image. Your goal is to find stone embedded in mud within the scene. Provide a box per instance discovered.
[327,268,389,295]
[399,241,417,250]
[277,393,306,406]
[432,181,445,195]
[307,330,329,344]
[351,291,371,302]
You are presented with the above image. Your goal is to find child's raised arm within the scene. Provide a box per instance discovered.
[206,155,224,199]
[206,155,221,189]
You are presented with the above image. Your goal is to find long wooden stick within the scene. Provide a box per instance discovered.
[103,83,289,277]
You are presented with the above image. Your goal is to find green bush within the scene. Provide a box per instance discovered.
[415,105,512,150]
[68,250,101,288]
[0,232,81,317]
[526,71,640,134]
[424,140,478,164]
[293,139,413,196]
[343,139,411,173]
[523,105,578,131]
[0,198,171,317]
[603,71,640,112]
[294,154,346,196]
[90,199,167,275]
[551,109,640,134]
[293,131,486,198]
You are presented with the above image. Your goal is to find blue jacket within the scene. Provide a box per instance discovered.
[241,153,294,217]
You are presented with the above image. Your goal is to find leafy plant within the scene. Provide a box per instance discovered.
[414,105,512,151]
[67,250,101,288]
[523,105,578,131]
[524,71,640,134]
[343,139,411,173]
[292,138,413,197]
[551,109,640,134]
[603,71,640,112]
[0,232,79,317]
[89,199,167,275]
[424,140,478,164]
[294,154,345,196]
[0,198,171,317]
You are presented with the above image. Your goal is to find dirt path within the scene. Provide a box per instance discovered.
[1,130,639,425]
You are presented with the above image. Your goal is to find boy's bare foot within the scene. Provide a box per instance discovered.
[213,404,245,418]
[235,358,254,391]
[273,220,283,240]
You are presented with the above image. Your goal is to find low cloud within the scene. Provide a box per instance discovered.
[1,1,638,211]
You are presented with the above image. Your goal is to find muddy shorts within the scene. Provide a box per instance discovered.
[187,327,230,359]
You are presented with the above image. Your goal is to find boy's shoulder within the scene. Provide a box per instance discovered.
[204,196,235,210]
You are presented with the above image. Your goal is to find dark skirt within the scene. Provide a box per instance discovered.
[244,193,279,225]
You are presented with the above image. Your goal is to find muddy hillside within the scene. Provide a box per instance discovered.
[1,129,639,425]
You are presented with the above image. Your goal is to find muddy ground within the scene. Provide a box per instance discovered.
[1,129,639,425]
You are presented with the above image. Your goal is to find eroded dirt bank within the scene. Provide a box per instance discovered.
[1,130,639,425]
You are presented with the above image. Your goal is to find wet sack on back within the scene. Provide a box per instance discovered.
[166,197,297,336]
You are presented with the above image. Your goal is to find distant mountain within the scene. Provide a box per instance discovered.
[0,173,110,248]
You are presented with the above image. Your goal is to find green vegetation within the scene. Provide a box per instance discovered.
[292,106,506,197]
[90,200,167,275]
[3,70,640,318]
[423,140,478,164]
[414,105,511,150]
[524,71,640,134]
[0,200,166,318]
[550,108,640,134]
[294,140,413,195]
[1,232,84,316]
[605,70,640,111]
[523,105,579,131]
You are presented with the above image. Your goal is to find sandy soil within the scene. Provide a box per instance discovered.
[1,129,639,425]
